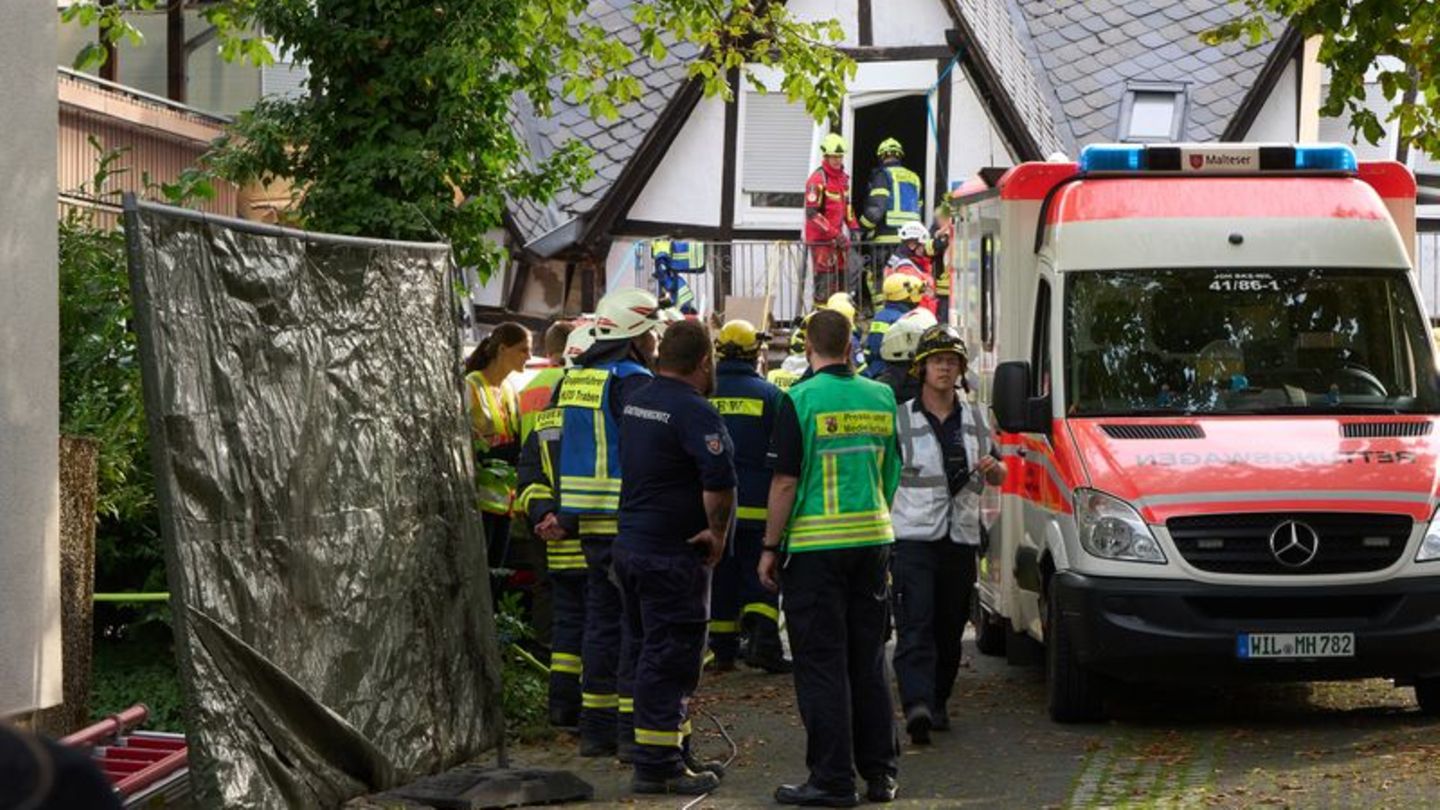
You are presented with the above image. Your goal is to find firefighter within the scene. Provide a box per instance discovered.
[516,320,595,728]
[886,223,940,316]
[709,320,791,674]
[805,134,859,307]
[652,239,702,315]
[464,323,530,578]
[870,307,936,404]
[554,289,660,756]
[865,274,923,377]
[820,292,868,372]
[889,325,1006,745]
[861,139,923,245]
[614,320,735,796]
[768,315,810,392]
[511,320,576,650]
[760,309,901,806]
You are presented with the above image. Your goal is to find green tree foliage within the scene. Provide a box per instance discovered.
[1205,1,1438,159]
[64,0,855,277]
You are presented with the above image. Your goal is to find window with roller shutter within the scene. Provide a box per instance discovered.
[740,91,815,210]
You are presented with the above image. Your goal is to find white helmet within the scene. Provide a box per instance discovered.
[879,307,938,362]
[655,305,686,336]
[594,288,660,340]
[898,222,930,243]
[562,315,596,367]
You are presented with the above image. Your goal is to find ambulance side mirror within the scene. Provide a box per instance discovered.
[993,361,1050,435]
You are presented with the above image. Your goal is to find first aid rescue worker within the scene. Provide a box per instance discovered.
[890,325,1006,744]
[464,323,531,574]
[805,134,859,306]
[512,320,575,650]
[614,320,736,796]
[865,274,923,378]
[553,289,660,756]
[760,309,901,807]
[871,308,936,404]
[516,320,596,728]
[708,320,791,673]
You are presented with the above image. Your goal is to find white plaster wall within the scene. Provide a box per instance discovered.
[604,240,645,298]
[787,0,860,47]
[1243,61,1299,143]
[627,96,725,226]
[872,0,953,47]
[1,3,62,717]
[948,68,1018,188]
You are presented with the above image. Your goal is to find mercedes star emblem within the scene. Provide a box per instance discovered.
[1269,520,1321,568]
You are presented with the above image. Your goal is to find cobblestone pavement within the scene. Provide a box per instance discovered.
[507,632,1440,809]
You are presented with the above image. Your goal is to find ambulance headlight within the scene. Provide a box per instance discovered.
[1075,489,1166,564]
[1417,506,1440,562]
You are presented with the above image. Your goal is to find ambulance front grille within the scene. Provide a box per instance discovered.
[1167,512,1411,575]
[1340,421,1432,438]
[1100,423,1204,440]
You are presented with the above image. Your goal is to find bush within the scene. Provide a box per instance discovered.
[495,592,551,741]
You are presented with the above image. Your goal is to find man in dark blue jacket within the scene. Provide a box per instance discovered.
[709,319,792,673]
[614,320,736,796]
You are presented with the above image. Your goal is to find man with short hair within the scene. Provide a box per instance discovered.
[761,309,902,807]
[614,320,737,796]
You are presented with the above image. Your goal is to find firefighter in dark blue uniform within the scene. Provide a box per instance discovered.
[614,320,737,796]
[708,319,791,673]
[552,289,659,757]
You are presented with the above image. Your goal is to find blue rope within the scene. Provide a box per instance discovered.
[925,50,963,156]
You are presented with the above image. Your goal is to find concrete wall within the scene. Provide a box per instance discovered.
[1,3,63,717]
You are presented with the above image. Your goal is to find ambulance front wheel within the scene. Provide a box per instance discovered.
[971,590,1006,657]
[1415,676,1440,716]
[1045,582,1105,723]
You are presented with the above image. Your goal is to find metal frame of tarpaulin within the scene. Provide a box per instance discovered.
[62,704,192,806]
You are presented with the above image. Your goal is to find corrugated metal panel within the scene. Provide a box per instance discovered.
[57,71,238,222]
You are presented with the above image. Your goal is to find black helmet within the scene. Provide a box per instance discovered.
[910,325,968,376]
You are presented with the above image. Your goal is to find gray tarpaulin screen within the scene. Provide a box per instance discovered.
[123,196,502,808]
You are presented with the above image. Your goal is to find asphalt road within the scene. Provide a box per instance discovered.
[509,631,1440,809]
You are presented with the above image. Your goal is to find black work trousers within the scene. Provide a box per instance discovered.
[580,538,623,747]
[614,545,711,780]
[548,568,588,721]
[782,545,898,793]
[891,539,977,716]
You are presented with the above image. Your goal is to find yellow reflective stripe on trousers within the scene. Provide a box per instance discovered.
[579,517,618,535]
[743,602,780,621]
[549,555,587,571]
[709,620,739,633]
[618,696,634,713]
[736,505,768,522]
[635,728,684,748]
[560,475,621,491]
[551,652,582,675]
[582,692,618,709]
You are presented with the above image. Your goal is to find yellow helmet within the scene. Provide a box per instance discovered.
[716,319,765,359]
[822,292,857,325]
[882,273,923,304]
[788,313,813,355]
[878,137,905,159]
[820,133,848,157]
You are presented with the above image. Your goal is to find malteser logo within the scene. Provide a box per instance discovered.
[1189,154,1204,170]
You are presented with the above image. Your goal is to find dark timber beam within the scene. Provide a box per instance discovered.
[166,0,186,103]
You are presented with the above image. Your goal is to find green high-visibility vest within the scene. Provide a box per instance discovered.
[784,371,901,552]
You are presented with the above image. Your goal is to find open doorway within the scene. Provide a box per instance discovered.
[851,94,930,216]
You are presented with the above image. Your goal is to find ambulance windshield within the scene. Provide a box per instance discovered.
[1064,268,1440,416]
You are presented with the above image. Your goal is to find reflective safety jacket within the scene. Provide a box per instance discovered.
[865,301,916,376]
[652,239,706,273]
[517,364,565,444]
[713,359,783,529]
[466,370,521,515]
[861,161,922,243]
[804,164,857,245]
[785,371,900,552]
[890,395,992,544]
[556,358,653,537]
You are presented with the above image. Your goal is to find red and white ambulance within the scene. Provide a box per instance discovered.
[950,143,1439,721]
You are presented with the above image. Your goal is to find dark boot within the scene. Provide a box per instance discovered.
[632,769,721,796]
[774,782,860,807]
[742,614,793,674]
[684,750,727,778]
[904,704,932,746]
[865,775,898,803]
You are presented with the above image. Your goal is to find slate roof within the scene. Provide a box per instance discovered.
[1012,0,1282,150]
[950,0,1068,158]
[508,0,699,252]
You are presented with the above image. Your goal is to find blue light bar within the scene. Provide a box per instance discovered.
[1294,144,1358,172]
[1078,145,1145,172]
